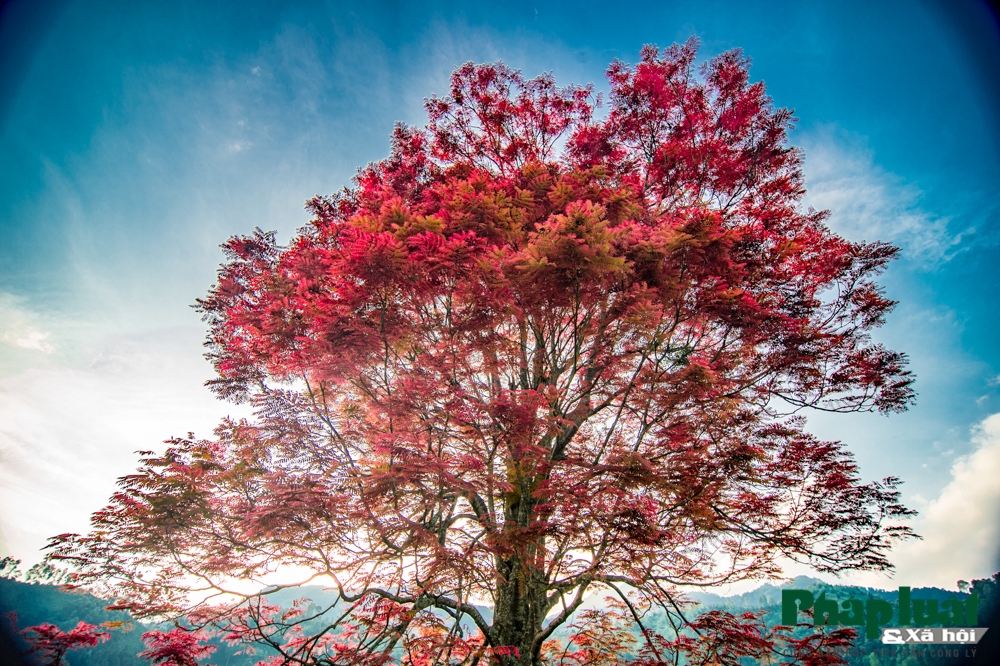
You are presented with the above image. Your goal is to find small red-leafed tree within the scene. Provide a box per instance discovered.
[139,628,216,666]
[50,40,915,665]
[19,620,110,665]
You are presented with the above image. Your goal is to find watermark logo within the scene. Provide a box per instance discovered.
[781,587,988,643]
[881,627,986,645]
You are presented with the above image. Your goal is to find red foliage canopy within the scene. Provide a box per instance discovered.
[51,40,914,665]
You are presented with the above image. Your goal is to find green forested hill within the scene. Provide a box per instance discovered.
[0,577,278,665]
[0,576,145,665]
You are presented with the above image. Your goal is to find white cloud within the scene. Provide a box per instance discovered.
[5,329,54,354]
[845,412,1000,589]
[0,325,247,566]
[0,295,57,357]
[800,128,970,265]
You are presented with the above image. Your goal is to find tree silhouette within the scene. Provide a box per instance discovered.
[50,40,914,665]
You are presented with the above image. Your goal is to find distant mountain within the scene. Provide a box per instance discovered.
[685,575,967,611]
[685,575,827,608]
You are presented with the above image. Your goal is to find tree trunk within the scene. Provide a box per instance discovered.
[492,487,548,666]
[493,554,549,665]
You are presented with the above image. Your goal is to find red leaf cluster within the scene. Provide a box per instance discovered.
[15,617,109,666]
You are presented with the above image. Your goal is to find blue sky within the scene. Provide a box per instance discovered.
[1,0,998,589]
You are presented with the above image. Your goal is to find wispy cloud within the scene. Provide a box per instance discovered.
[800,127,971,266]
[0,294,58,361]
[844,411,1000,589]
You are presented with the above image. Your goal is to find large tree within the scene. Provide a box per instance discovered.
[52,40,915,665]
